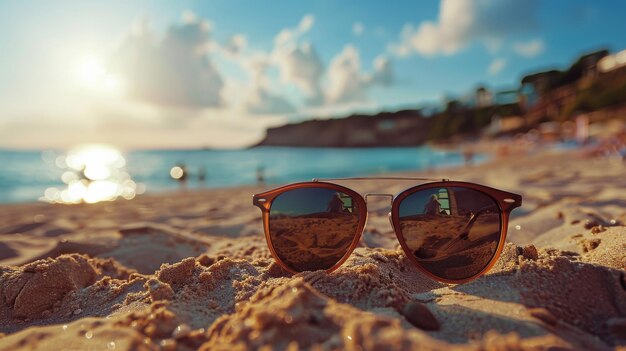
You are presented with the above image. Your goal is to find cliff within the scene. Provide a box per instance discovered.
[255,110,432,147]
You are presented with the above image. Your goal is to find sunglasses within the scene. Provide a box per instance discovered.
[253,177,522,284]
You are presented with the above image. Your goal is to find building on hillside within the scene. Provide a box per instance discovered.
[598,49,626,73]
[475,86,493,107]
[579,50,609,80]
[485,115,525,136]
[494,89,520,105]
[521,70,562,98]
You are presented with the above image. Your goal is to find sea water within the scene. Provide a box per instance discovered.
[0,146,480,204]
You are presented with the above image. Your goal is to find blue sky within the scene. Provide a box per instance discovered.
[0,0,625,149]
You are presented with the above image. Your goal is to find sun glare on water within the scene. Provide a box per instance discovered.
[42,144,144,204]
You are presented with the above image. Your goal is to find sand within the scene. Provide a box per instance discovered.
[0,146,625,350]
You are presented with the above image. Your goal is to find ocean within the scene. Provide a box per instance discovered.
[0,145,480,204]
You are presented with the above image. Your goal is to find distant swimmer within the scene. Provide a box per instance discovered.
[256,166,265,186]
[198,166,207,183]
[463,147,475,166]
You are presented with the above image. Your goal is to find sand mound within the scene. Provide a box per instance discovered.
[518,248,626,346]
[202,279,450,351]
[2,241,624,350]
[0,254,148,334]
[0,254,97,319]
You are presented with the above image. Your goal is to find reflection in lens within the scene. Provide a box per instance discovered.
[269,187,360,272]
[398,187,501,280]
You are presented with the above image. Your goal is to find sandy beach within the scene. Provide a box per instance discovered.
[0,146,625,351]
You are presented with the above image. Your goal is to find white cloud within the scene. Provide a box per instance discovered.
[245,87,296,115]
[372,55,393,86]
[299,14,315,33]
[223,34,248,55]
[112,12,391,116]
[274,13,315,47]
[244,60,296,115]
[110,13,224,108]
[327,45,365,103]
[233,14,393,110]
[488,58,506,75]
[326,45,393,104]
[271,15,325,106]
[390,0,539,57]
[352,22,364,36]
[110,13,301,116]
[513,38,545,58]
[181,10,198,25]
[275,43,325,105]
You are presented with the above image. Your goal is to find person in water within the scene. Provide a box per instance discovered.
[256,166,265,186]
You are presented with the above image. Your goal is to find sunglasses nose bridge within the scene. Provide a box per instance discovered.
[363,193,394,207]
[364,193,396,231]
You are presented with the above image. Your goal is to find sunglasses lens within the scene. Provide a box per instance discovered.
[269,187,361,272]
[397,186,502,281]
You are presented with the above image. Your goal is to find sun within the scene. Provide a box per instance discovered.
[76,55,123,93]
[78,56,106,86]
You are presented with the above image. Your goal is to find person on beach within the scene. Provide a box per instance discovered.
[326,193,345,213]
[424,194,442,215]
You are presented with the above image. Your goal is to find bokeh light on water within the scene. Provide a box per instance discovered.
[41,144,145,204]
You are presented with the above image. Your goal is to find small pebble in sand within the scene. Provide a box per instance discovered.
[556,212,564,220]
[528,308,557,326]
[84,330,93,339]
[197,254,215,267]
[172,324,191,339]
[62,325,68,331]
[401,302,440,331]
[584,220,600,229]
[515,225,522,230]
[581,239,601,253]
[590,225,606,234]
[159,339,177,351]
[107,341,116,350]
[33,214,46,223]
[570,219,580,225]
[522,245,539,260]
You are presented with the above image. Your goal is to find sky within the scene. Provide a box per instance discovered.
[1,0,625,150]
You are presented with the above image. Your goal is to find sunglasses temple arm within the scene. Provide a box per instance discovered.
[440,205,501,252]
[458,205,498,239]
